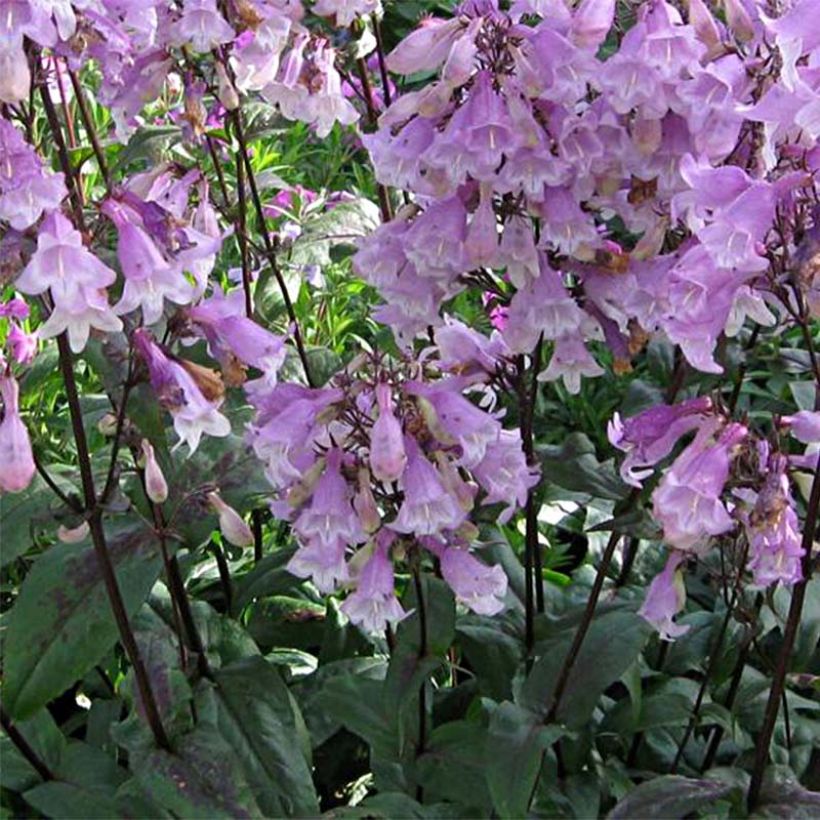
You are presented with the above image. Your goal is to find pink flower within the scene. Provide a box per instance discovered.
[438,543,507,615]
[369,383,407,483]
[390,437,466,537]
[134,329,230,454]
[0,374,35,494]
[638,551,689,641]
[652,422,746,553]
[341,534,406,634]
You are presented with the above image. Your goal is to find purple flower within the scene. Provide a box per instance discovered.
[7,323,37,365]
[608,396,714,487]
[369,383,407,483]
[741,454,804,588]
[133,329,231,453]
[390,437,466,536]
[652,422,747,552]
[407,380,502,468]
[0,373,35,494]
[294,449,366,549]
[638,551,689,641]
[780,411,820,444]
[15,212,122,352]
[438,543,508,615]
[472,429,539,523]
[188,288,286,385]
[288,537,350,594]
[0,116,66,229]
[170,0,235,53]
[341,534,407,634]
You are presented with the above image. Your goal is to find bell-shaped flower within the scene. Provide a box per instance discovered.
[652,422,747,553]
[407,380,501,468]
[472,429,539,523]
[369,383,407,483]
[569,0,614,50]
[638,551,689,641]
[0,374,35,494]
[438,542,508,615]
[341,533,406,634]
[0,117,66,229]
[780,410,820,444]
[740,454,804,588]
[385,17,464,75]
[353,468,381,534]
[537,334,604,395]
[390,437,466,536]
[288,536,350,594]
[188,287,286,385]
[15,212,121,352]
[141,439,168,504]
[170,0,235,53]
[608,396,714,487]
[134,329,231,453]
[207,491,254,547]
[103,199,194,326]
[294,449,366,548]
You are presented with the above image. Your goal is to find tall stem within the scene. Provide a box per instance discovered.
[56,335,170,750]
[412,568,428,804]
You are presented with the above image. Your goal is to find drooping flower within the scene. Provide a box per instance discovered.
[780,410,820,444]
[638,551,689,641]
[0,374,35,494]
[341,533,407,634]
[294,449,366,548]
[390,437,466,536]
[651,422,747,553]
[134,329,231,454]
[436,541,508,615]
[14,211,122,353]
[170,0,235,53]
[369,383,407,483]
[740,454,804,588]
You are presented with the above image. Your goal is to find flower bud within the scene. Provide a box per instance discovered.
[141,439,168,504]
[369,383,407,483]
[215,62,240,111]
[0,375,35,494]
[97,413,119,436]
[353,468,381,533]
[58,521,90,543]
[207,491,254,547]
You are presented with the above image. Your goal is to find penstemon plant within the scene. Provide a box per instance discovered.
[0,0,818,817]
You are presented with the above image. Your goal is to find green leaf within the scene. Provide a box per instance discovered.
[134,726,262,819]
[23,782,123,819]
[0,709,65,792]
[485,702,565,819]
[538,433,627,501]
[233,548,300,612]
[521,609,652,728]
[199,656,319,818]
[455,617,523,701]
[2,522,163,719]
[0,472,78,568]
[607,775,734,819]
[416,720,494,812]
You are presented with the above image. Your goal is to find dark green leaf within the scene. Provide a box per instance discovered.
[607,775,734,819]
[485,702,565,818]
[538,433,627,501]
[199,656,319,817]
[3,522,163,719]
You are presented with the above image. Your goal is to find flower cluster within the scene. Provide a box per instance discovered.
[355,0,817,385]
[611,398,808,639]
[246,346,536,631]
